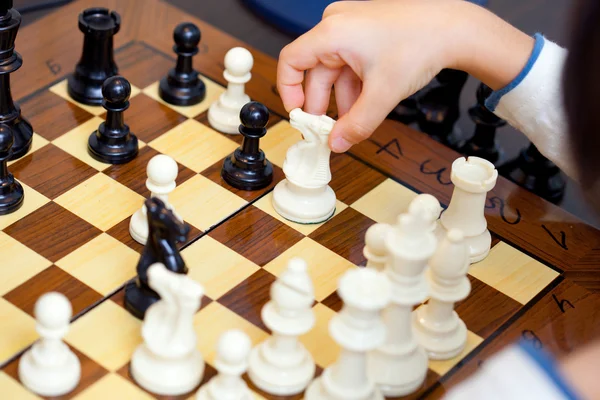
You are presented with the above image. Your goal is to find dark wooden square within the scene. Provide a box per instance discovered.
[4,265,103,318]
[4,202,102,262]
[329,152,388,205]
[20,90,94,141]
[2,346,108,400]
[321,290,343,313]
[200,158,285,203]
[125,94,187,143]
[209,205,304,267]
[217,268,276,332]
[103,146,196,198]
[11,144,97,199]
[115,42,174,89]
[309,208,376,265]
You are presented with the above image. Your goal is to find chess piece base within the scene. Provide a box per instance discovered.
[124,281,159,319]
[129,208,148,245]
[304,369,384,400]
[272,179,336,224]
[221,154,273,190]
[0,180,24,215]
[131,343,204,396]
[368,343,428,397]
[159,75,206,106]
[18,348,81,397]
[67,74,105,106]
[413,310,467,360]
[208,96,249,134]
[5,116,33,161]
[436,221,490,263]
[88,131,139,164]
[248,344,315,396]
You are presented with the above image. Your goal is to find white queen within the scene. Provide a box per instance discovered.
[272,108,337,224]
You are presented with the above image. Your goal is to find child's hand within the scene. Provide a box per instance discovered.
[277,0,534,153]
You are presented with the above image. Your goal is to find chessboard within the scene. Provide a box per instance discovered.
[1,0,600,399]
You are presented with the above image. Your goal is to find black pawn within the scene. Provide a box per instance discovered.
[458,83,506,165]
[222,102,273,190]
[125,197,190,319]
[416,69,468,149]
[0,124,24,215]
[159,22,206,106]
[88,76,138,164]
[0,2,33,161]
[67,8,120,106]
[498,143,566,204]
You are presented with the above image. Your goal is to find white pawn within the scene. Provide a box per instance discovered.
[248,258,315,395]
[408,194,442,234]
[19,292,81,397]
[130,154,180,244]
[363,223,392,271]
[196,330,253,400]
[414,229,471,360]
[304,268,391,400]
[437,156,498,263]
[208,47,254,134]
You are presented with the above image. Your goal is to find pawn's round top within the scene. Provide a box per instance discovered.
[147,154,178,185]
[0,124,13,153]
[240,101,269,129]
[408,194,441,223]
[102,76,131,104]
[174,22,201,51]
[217,329,252,365]
[224,47,254,77]
[365,223,391,256]
[34,292,72,329]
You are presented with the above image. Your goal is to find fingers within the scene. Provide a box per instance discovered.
[304,64,341,115]
[333,66,361,117]
[329,79,398,153]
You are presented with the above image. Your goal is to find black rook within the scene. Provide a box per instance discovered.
[68,8,120,105]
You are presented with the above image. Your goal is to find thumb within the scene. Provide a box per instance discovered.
[329,81,399,153]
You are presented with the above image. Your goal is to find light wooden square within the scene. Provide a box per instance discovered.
[66,301,142,371]
[148,119,237,173]
[351,178,418,224]
[170,175,247,231]
[142,78,225,119]
[182,235,260,300]
[254,192,348,236]
[8,133,50,166]
[428,330,483,376]
[55,173,144,231]
[0,372,41,400]
[0,232,52,296]
[193,302,268,365]
[300,303,339,368]
[260,120,302,168]
[50,79,141,116]
[468,241,560,305]
[0,182,50,230]
[0,298,37,364]
[264,238,355,301]
[52,117,146,172]
[56,233,139,296]
[73,373,153,400]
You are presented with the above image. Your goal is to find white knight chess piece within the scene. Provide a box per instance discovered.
[131,263,205,395]
[272,108,337,224]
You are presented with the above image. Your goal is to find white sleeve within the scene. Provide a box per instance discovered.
[485,35,577,181]
[443,343,580,400]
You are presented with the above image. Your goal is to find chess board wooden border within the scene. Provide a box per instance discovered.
[0,0,599,398]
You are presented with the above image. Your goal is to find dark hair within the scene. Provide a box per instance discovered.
[563,0,600,190]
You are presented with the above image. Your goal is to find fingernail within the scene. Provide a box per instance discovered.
[332,137,352,153]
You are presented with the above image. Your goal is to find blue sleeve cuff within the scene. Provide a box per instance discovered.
[518,340,581,400]
[485,33,546,112]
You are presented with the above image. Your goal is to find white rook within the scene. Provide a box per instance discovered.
[438,157,497,263]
